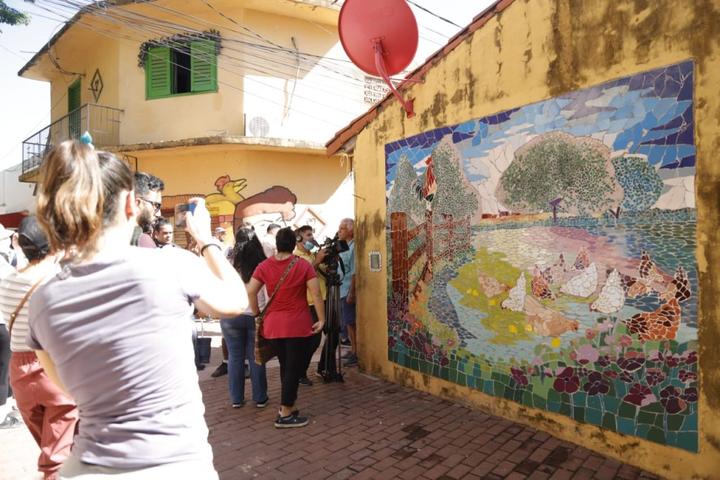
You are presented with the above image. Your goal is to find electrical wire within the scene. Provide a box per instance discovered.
[0,43,29,61]
[45,0,372,86]
[44,0,420,85]
[36,0,370,101]
[407,0,463,29]
[31,4,358,126]
[68,13,365,115]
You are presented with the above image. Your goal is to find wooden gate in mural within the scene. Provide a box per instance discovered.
[390,210,470,312]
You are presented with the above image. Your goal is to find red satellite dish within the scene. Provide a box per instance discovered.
[339,0,419,117]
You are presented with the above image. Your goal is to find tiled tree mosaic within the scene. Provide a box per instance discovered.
[385,61,697,451]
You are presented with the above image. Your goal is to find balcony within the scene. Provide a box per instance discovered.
[21,104,123,177]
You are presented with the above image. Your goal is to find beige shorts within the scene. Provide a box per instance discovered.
[59,455,219,480]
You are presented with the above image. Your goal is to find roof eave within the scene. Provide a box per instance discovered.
[17,6,88,79]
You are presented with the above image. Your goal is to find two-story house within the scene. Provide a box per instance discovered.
[18,0,369,243]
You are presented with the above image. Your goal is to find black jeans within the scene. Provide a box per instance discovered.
[269,337,309,407]
[0,324,11,406]
[302,308,322,378]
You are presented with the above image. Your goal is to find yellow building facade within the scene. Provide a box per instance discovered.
[329,0,720,478]
[19,0,362,241]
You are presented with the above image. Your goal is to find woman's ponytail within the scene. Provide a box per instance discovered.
[36,140,133,259]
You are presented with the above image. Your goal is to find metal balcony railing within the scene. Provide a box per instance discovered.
[21,104,123,175]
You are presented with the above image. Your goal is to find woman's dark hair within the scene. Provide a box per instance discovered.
[17,216,50,262]
[233,227,266,282]
[275,227,296,254]
[36,140,133,259]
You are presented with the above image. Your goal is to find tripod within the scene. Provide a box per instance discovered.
[317,263,344,382]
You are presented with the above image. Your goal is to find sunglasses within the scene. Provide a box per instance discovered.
[138,197,162,212]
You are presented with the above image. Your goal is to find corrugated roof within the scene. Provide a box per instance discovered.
[325,0,516,156]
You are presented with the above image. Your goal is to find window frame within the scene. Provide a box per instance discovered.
[145,40,218,100]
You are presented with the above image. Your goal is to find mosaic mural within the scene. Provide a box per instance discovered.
[385,61,697,451]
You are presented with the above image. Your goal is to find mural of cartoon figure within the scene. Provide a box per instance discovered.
[385,60,699,452]
[205,175,248,216]
[233,186,298,233]
[161,179,298,248]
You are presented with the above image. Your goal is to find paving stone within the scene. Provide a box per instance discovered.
[0,344,662,480]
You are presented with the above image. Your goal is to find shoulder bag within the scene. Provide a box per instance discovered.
[254,257,299,365]
[7,279,46,337]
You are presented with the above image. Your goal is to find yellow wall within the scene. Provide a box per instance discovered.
[134,144,350,239]
[136,144,342,202]
[351,0,720,478]
[48,32,119,122]
[31,0,364,146]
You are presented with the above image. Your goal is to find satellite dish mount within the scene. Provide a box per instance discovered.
[371,38,414,117]
[339,0,419,118]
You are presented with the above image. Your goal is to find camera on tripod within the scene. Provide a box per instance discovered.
[320,234,350,263]
[317,234,350,383]
[320,234,349,276]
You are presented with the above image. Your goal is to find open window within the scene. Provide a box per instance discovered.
[145,40,217,99]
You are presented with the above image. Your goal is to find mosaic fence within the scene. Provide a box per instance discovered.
[385,61,697,452]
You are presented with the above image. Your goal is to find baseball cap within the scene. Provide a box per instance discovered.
[17,216,50,260]
[214,227,226,234]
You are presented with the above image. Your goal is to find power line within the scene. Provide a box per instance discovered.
[407,0,463,29]
[33,2,360,126]
[46,0,372,85]
[0,43,28,61]
[37,0,369,97]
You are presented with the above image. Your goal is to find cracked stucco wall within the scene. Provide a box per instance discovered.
[351,0,720,478]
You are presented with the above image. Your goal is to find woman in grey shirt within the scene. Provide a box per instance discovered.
[27,140,247,479]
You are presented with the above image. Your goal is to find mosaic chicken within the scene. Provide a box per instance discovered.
[501,273,526,312]
[524,296,579,336]
[560,263,598,298]
[616,270,651,298]
[639,250,664,284]
[531,266,556,300]
[477,271,508,298]
[623,297,681,341]
[590,269,625,313]
[572,247,590,270]
[540,253,566,284]
[660,265,692,303]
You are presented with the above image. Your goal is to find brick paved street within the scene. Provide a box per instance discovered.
[1,329,662,479]
[204,361,661,480]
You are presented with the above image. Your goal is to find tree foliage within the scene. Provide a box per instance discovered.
[612,155,663,212]
[428,143,477,223]
[499,135,616,216]
[0,1,30,31]
[388,156,424,223]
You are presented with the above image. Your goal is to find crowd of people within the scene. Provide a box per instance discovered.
[0,138,358,479]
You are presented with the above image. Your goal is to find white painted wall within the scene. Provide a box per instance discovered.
[0,163,35,215]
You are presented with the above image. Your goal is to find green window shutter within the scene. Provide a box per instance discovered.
[190,40,217,93]
[146,46,171,99]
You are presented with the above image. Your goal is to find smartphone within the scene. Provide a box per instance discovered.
[174,202,196,228]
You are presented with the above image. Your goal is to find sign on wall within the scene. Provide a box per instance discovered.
[364,76,390,104]
[385,60,697,452]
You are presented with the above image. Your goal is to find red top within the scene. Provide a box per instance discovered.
[252,256,317,339]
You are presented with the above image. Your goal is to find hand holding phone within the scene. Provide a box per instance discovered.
[180,198,213,247]
[174,203,196,228]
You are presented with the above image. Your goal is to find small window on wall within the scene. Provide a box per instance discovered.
[145,40,217,99]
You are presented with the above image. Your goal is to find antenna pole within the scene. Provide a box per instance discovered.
[372,39,415,118]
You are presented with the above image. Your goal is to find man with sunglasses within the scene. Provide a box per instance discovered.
[131,172,165,248]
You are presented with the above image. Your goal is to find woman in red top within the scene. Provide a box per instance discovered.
[247,227,325,428]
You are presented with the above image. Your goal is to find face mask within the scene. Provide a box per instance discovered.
[304,240,319,253]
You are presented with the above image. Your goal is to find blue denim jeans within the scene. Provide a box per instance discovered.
[220,315,267,405]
